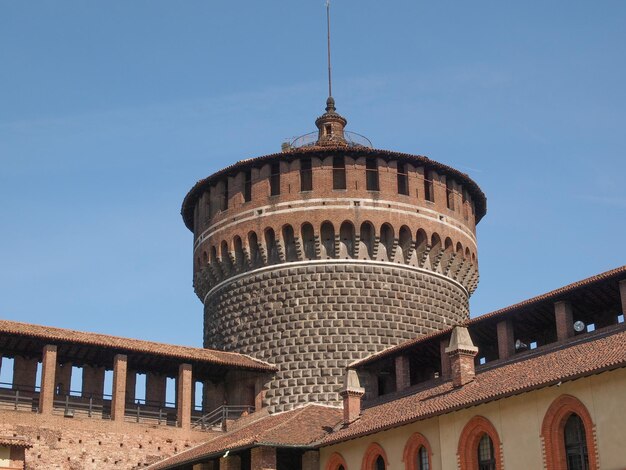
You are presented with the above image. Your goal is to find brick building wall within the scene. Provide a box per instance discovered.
[0,409,213,470]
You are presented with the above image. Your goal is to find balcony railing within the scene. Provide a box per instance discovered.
[0,382,40,412]
[192,405,255,430]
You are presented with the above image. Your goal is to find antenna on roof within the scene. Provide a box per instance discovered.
[326,0,333,99]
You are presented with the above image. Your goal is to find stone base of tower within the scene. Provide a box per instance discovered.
[203,260,469,413]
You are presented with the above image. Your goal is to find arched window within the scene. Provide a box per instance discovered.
[457,416,502,470]
[403,432,432,470]
[361,443,388,470]
[541,395,597,470]
[325,452,348,470]
[477,434,496,470]
[417,447,429,470]
[564,414,589,470]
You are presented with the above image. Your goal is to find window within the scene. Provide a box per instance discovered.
[333,156,346,190]
[564,414,589,470]
[462,189,468,219]
[458,416,502,470]
[541,395,597,470]
[0,446,10,467]
[446,178,455,210]
[417,447,429,470]
[397,162,409,195]
[300,158,312,191]
[362,443,388,470]
[244,170,252,202]
[366,159,379,191]
[403,432,432,470]
[221,179,229,211]
[478,434,496,470]
[424,170,434,202]
[270,163,280,196]
[325,453,348,470]
[325,124,332,136]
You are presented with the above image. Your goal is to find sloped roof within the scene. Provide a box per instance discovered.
[0,436,31,448]
[466,264,626,325]
[146,404,342,470]
[0,319,275,371]
[350,265,626,368]
[321,326,626,444]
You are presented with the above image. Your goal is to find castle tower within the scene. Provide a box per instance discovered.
[181,99,486,412]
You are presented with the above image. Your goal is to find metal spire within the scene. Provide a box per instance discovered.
[326,0,332,99]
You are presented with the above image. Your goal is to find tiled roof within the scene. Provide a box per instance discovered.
[0,319,275,371]
[146,404,342,470]
[0,436,31,448]
[349,327,453,368]
[350,265,626,367]
[466,264,626,325]
[321,327,626,445]
[180,146,487,230]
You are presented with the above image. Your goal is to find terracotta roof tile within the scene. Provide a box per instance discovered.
[0,436,31,448]
[0,319,275,371]
[146,405,342,470]
[321,327,626,444]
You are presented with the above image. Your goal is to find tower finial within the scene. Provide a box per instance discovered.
[326,0,332,99]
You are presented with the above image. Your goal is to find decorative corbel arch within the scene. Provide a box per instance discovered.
[541,394,598,470]
[457,415,503,470]
[361,442,389,470]
[402,432,432,470]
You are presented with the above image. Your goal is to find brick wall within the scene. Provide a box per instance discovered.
[0,409,213,470]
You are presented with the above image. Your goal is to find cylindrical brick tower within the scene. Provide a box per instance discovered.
[181,98,486,412]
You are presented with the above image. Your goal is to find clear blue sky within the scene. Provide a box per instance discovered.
[1,1,625,348]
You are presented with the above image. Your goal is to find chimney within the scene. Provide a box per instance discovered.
[445,326,478,387]
[339,369,365,425]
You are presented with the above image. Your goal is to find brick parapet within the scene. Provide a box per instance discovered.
[187,153,482,238]
[204,262,469,412]
[0,408,211,469]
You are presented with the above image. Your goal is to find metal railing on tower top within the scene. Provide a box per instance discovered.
[289,131,372,150]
